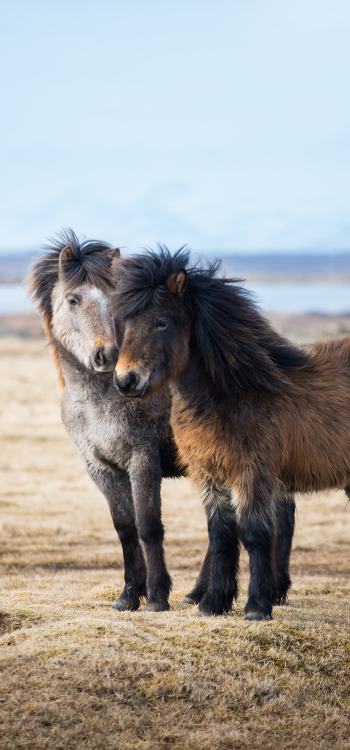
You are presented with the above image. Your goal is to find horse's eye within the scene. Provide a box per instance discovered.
[155,319,168,331]
[67,295,79,307]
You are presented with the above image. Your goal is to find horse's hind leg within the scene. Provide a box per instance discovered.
[183,544,211,605]
[198,483,239,616]
[87,463,147,611]
[273,494,295,605]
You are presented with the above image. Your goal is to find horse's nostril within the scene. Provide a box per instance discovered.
[92,344,118,371]
[116,371,139,392]
[127,371,139,389]
[94,347,107,368]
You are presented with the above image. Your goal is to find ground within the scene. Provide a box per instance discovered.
[0,329,349,750]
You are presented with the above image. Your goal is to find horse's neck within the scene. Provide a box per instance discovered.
[174,355,222,411]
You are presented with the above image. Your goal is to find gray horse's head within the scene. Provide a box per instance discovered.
[30,230,120,374]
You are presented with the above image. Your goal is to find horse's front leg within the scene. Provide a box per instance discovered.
[129,449,171,611]
[86,462,147,610]
[198,483,239,616]
[237,478,276,621]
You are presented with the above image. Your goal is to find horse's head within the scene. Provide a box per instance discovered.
[30,231,120,375]
[52,243,120,373]
[113,246,309,400]
[114,248,191,397]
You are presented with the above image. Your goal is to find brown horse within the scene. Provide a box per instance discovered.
[114,246,350,620]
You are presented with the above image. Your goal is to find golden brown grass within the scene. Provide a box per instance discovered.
[0,334,349,750]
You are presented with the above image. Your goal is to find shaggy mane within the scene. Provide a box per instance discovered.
[116,246,310,393]
[28,229,116,323]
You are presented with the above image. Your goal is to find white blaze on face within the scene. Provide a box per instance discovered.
[51,283,115,369]
[89,286,109,310]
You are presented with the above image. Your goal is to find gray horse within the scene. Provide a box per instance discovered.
[29,230,183,611]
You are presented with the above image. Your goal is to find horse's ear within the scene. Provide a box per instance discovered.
[58,244,74,276]
[110,247,120,258]
[110,248,121,282]
[166,269,187,295]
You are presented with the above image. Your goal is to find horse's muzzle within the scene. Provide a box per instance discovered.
[91,343,119,373]
[113,370,148,397]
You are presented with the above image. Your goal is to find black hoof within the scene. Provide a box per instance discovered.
[145,600,170,612]
[245,610,272,621]
[113,597,140,612]
[182,595,195,605]
[182,589,205,605]
[198,590,232,617]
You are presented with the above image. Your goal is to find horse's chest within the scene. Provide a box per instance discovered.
[63,397,133,469]
[171,404,240,486]
[90,405,132,465]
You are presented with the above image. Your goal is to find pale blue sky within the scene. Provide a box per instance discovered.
[1,0,350,251]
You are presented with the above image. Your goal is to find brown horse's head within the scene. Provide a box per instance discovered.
[114,246,310,399]
[29,230,120,375]
[114,247,191,397]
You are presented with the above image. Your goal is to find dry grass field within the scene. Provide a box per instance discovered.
[1,328,349,749]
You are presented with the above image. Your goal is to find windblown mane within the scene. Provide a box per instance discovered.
[116,246,310,393]
[29,229,116,323]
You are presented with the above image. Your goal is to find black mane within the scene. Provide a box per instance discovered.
[29,229,116,322]
[116,245,191,318]
[116,246,309,393]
